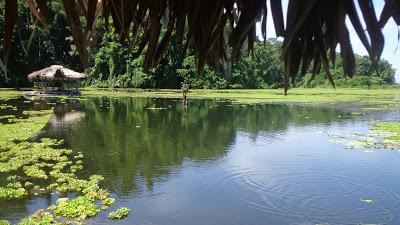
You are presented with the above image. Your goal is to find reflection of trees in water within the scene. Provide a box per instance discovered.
[61,98,345,196]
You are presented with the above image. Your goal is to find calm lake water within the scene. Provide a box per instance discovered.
[1,96,400,225]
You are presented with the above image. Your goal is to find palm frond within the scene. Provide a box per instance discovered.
[2,0,400,90]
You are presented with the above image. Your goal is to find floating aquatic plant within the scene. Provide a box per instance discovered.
[101,197,116,210]
[0,115,15,119]
[108,207,131,220]
[0,187,27,200]
[18,210,54,225]
[329,122,400,150]
[0,115,51,147]
[0,220,11,225]
[22,110,53,116]
[23,165,48,180]
[50,196,99,219]
[0,102,130,224]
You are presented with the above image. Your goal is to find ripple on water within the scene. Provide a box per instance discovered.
[218,166,400,225]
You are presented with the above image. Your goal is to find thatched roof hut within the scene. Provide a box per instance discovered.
[28,65,86,82]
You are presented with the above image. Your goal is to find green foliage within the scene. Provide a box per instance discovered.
[50,196,99,219]
[0,2,396,89]
[0,102,130,224]
[0,2,81,87]
[0,187,27,200]
[0,114,51,148]
[107,207,131,220]
[231,40,283,89]
[329,122,400,150]
[301,55,396,88]
[372,122,400,143]
[101,197,116,210]
[23,165,48,180]
[86,36,396,89]
[18,210,54,225]
[0,220,11,225]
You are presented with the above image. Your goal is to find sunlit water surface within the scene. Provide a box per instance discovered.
[1,97,400,225]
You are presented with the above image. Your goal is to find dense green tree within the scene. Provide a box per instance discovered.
[0,2,81,87]
[0,3,396,89]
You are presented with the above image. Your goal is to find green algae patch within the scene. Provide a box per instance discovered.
[108,207,131,220]
[50,196,99,219]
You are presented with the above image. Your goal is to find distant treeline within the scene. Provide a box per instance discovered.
[0,2,396,89]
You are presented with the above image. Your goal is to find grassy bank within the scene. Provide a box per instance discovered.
[1,88,399,105]
[81,88,400,105]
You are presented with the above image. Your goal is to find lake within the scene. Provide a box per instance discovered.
[1,96,400,225]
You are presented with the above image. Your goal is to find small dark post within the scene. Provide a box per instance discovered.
[181,83,189,107]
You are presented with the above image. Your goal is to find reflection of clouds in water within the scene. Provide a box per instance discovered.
[221,129,400,225]
[20,97,400,225]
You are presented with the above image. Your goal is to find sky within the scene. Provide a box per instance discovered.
[256,0,400,83]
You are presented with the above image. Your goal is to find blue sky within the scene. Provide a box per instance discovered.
[256,0,400,82]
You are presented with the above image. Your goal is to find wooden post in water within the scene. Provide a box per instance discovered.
[181,83,189,107]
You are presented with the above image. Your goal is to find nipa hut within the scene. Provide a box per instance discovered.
[28,65,86,92]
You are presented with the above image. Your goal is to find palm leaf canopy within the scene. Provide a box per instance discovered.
[3,0,400,92]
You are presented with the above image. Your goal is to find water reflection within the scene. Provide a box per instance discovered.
[4,96,399,225]
[47,97,348,196]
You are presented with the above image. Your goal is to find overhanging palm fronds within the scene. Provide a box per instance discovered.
[2,0,400,91]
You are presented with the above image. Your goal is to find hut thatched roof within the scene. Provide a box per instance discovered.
[27,65,86,82]
[3,0,400,92]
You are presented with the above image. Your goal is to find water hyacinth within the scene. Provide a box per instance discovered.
[0,108,130,224]
[50,196,100,219]
[101,197,116,210]
[23,165,48,180]
[329,122,400,150]
[0,220,11,225]
[18,210,54,225]
[0,187,27,200]
[0,115,51,148]
[108,207,131,220]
